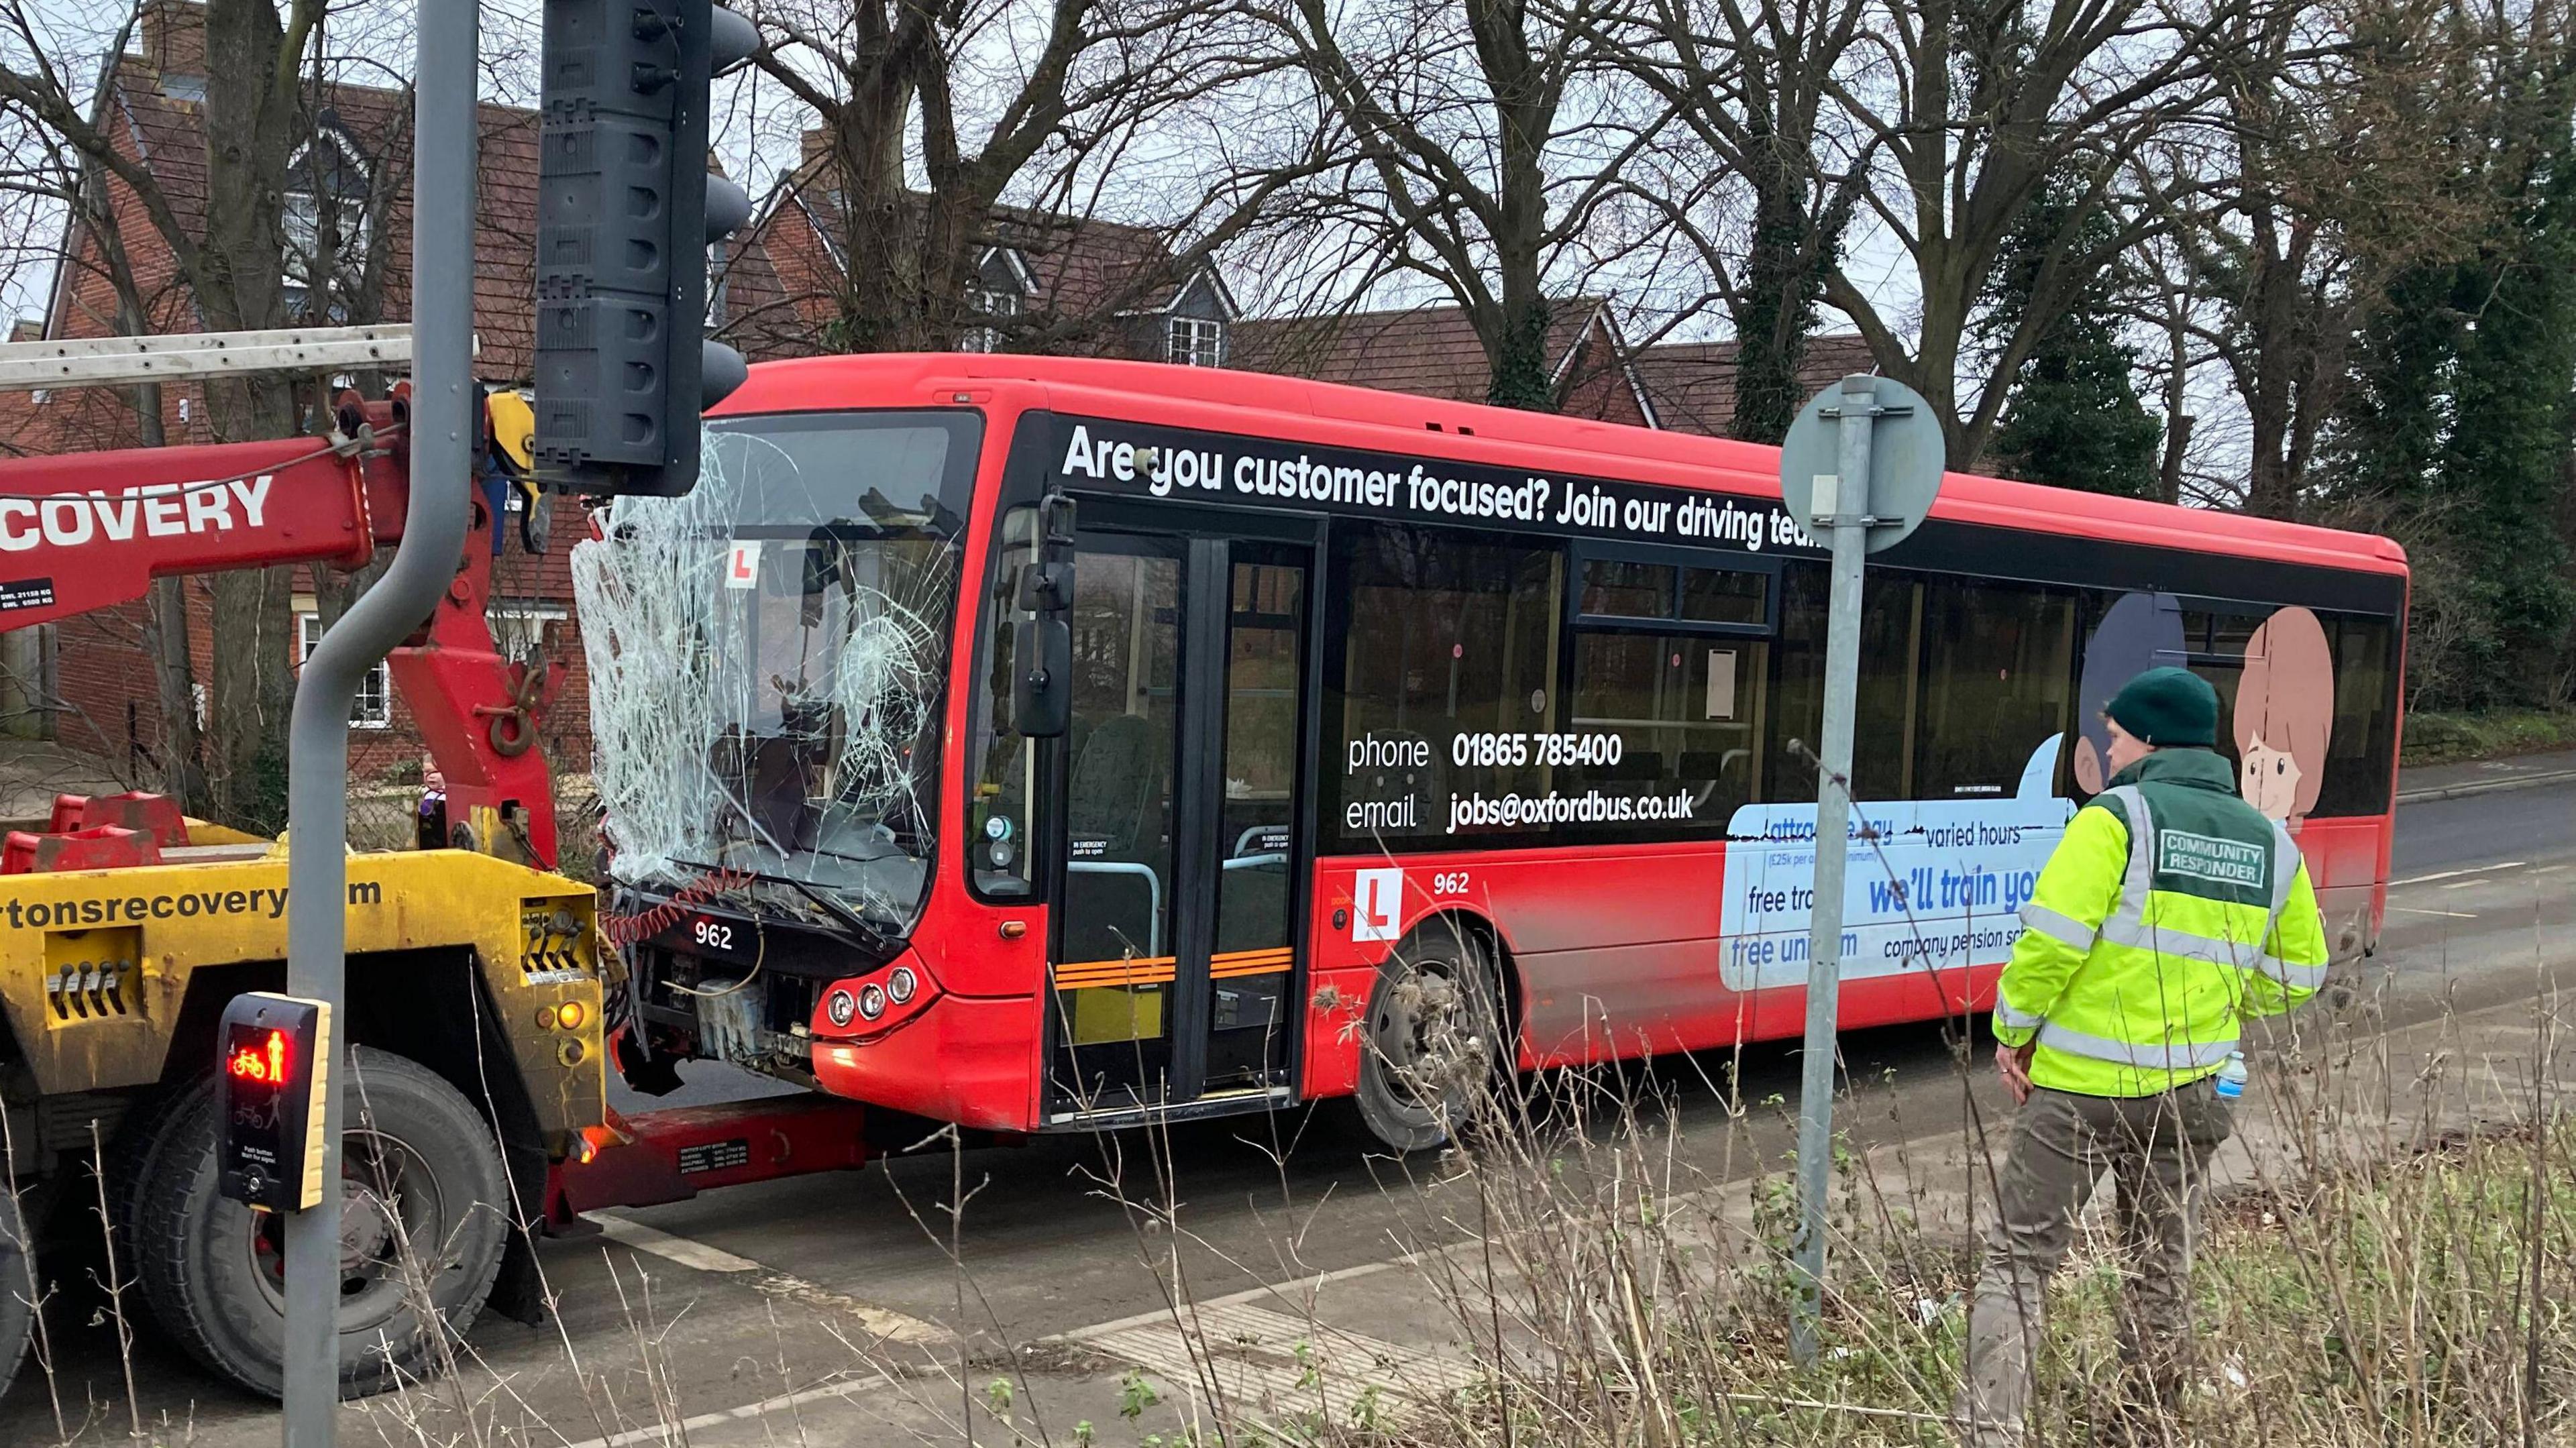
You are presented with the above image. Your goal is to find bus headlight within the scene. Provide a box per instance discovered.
[857,984,888,1020]
[825,989,857,1028]
[886,966,917,1005]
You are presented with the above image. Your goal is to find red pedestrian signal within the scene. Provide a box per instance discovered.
[215,994,333,1212]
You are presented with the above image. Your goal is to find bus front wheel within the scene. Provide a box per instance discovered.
[1354,924,1504,1152]
[127,1047,510,1400]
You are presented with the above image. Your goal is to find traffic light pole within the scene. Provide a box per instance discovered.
[279,1,479,1440]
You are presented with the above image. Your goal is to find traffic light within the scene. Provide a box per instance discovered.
[533,0,755,498]
[215,993,333,1213]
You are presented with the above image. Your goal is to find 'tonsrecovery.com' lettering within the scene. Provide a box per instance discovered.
[1446,788,1697,834]
[5,879,384,930]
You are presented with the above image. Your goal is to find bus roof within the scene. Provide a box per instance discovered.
[718,353,2410,579]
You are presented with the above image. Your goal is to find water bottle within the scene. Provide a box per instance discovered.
[2214,1050,2248,1101]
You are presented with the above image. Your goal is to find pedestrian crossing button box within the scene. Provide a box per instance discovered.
[215,992,333,1212]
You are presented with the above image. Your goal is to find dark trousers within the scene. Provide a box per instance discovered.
[1953,1080,2233,1445]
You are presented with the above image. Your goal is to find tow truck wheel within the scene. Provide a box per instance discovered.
[0,1182,34,1398]
[128,1048,509,1400]
[1354,923,1505,1152]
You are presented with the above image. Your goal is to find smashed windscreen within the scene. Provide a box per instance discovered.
[570,410,981,928]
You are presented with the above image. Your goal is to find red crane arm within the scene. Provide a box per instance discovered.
[0,429,405,628]
[0,396,561,871]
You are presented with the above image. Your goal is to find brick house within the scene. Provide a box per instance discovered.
[723,133,1242,367]
[11,1,592,793]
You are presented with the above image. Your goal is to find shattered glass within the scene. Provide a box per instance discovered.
[571,411,982,928]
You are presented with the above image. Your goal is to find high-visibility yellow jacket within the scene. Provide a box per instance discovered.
[1994,748,2329,1097]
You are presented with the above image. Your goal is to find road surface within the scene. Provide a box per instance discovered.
[5,773,2571,1445]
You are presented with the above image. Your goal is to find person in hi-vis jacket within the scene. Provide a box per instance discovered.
[1954,666,2328,1446]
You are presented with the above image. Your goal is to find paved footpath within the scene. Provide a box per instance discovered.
[2396,744,2576,802]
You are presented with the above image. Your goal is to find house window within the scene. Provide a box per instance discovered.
[283,127,372,319]
[1168,317,1224,367]
[490,600,568,664]
[297,611,392,728]
[963,286,1022,353]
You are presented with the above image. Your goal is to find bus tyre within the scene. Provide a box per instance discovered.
[1355,924,1504,1152]
[129,1048,510,1400]
[0,1182,33,1400]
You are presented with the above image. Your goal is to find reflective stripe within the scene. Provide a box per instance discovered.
[2248,956,2328,991]
[1994,1002,2048,1029]
[2099,916,2269,966]
[2017,901,2096,951]
[2267,822,2300,914]
[2036,1021,2239,1069]
[2102,786,2154,927]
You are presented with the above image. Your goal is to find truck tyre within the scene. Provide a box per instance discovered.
[129,1048,510,1399]
[1354,922,1505,1152]
[0,1183,33,1400]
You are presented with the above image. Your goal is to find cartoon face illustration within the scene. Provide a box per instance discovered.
[2072,591,2186,795]
[2233,606,2334,824]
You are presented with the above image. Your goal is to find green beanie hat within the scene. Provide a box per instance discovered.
[2104,666,2218,748]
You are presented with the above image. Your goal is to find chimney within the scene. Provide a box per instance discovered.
[8,318,42,345]
[801,127,832,169]
[137,1,209,90]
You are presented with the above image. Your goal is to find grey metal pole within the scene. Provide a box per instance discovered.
[1788,373,1877,1365]
[279,1,479,1439]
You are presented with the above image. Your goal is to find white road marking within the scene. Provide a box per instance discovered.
[2393,862,2526,887]
[2390,907,2478,919]
[590,1213,949,1347]
[557,1370,892,1448]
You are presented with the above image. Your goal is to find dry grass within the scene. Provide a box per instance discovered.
[3,976,2567,1447]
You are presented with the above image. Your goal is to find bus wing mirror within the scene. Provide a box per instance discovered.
[1015,561,1073,614]
[1039,489,1076,549]
[1012,617,1072,738]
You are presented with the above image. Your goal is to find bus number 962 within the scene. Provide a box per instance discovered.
[1451,732,1624,769]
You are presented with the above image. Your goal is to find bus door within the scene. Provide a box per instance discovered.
[1044,517,1311,1121]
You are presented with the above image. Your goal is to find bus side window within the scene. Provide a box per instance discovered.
[1767,565,1917,803]
[1910,579,2076,797]
[1330,524,1562,844]
[969,506,1041,896]
[2313,614,2397,817]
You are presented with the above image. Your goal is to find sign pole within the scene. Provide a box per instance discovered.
[278,3,480,1441]
[1775,372,1938,1363]
[1787,374,1878,1364]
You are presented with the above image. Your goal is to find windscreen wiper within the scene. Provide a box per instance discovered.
[769,873,896,956]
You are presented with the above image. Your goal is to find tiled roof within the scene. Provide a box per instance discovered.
[769,154,1209,321]
[1229,300,1649,425]
[1629,334,1880,439]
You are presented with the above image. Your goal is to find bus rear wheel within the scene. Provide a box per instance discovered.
[1355,923,1505,1152]
[127,1047,509,1400]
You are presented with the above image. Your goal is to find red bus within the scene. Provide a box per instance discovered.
[580,353,2406,1152]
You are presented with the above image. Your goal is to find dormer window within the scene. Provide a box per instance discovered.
[1167,317,1224,366]
[962,286,1020,353]
[961,248,1033,352]
[283,125,372,320]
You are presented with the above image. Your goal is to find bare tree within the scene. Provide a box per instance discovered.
[1588,0,1871,441]
[2152,0,2537,518]
[1258,0,1669,408]
[0,0,328,828]
[743,0,1316,359]
[1817,0,2232,467]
